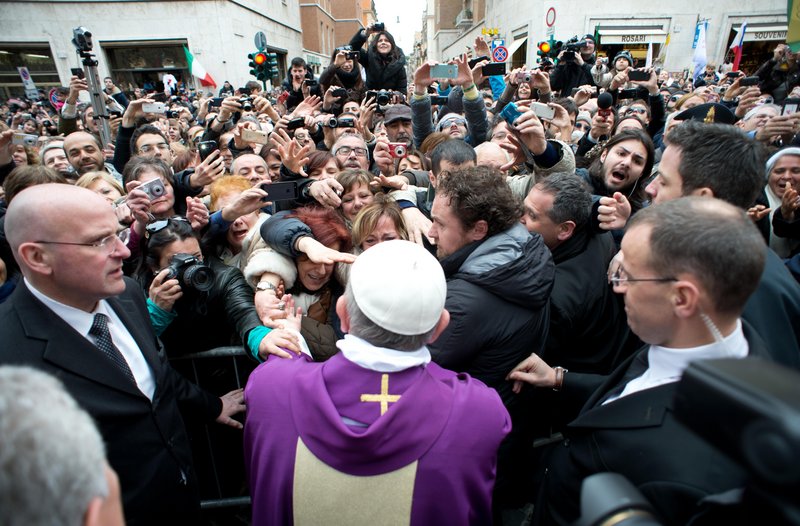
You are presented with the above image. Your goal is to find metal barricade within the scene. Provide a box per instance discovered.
[170,346,255,517]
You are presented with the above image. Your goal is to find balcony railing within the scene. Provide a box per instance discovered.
[455,9,473,29]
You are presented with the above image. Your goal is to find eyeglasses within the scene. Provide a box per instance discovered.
[139,142,170,153]
[607,254,676,288]
[574,122,590,131]
[625,107,648,116]
[35,234,120,255]
[334,146,368,157]
[145,216,191,236]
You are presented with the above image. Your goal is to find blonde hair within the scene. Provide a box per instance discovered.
[351,194,408,248]
[75,170,124,195]
[209,175,252,211]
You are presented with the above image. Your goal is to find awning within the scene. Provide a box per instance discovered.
[508,36,528,56]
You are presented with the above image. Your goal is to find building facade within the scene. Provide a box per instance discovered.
[0,0,303,99]
[419,0,787,78]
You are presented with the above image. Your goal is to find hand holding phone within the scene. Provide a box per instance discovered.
[430,64,458,79]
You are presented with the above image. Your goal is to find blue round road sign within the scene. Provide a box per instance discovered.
[492,46,508,62]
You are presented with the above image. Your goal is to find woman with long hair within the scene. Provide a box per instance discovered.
[349,24,407,93]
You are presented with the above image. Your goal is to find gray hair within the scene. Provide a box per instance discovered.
[0,366,108,526]
[344,284,437,351]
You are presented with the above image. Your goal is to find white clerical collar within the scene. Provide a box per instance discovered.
[336,334,431,373]
[609,319,748,403]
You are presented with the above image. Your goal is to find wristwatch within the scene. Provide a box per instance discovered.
[256,281,277,292]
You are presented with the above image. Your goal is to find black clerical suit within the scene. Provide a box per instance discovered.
[0,277,221,526]
[534,322,769,526]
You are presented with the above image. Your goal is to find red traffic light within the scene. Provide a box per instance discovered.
[254,52,267,65]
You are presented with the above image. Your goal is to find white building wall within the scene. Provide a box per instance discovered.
[0,0,303,89]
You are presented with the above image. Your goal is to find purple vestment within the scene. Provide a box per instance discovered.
[244,351,511,525]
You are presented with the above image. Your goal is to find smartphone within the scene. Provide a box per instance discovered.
[783,98,800,116]
[260,181,299,201]
[482,62,507,76]
[570,87,581,96]
[197,140,218,161]
[430,64,458,79]
[618,88,639,100]
[277,91,289,104]
[241,128,269,145]
[430,95,449,106]
[499,102,523,126]
[739,76,760,87]
[12,133,38,147]
[331,87,348,98]
[303,79,319,87]
[628,69,650,81]
[726,71,741,78]
[531,101,555,120]
[468,55,490,68]
[70,67,85,80]
[337,117,356,128]
[138,178,167,201]
[142,102,167,114]
[345,51,360,60]
[286,117,305,130]
[209,97,224,108]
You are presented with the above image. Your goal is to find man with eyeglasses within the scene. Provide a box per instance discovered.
[509,197,771,526]
[0,184,256,525]
[644,121,800,369]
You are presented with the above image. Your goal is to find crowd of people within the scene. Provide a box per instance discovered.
[1,23,800,526]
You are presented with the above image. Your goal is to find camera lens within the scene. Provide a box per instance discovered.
[183,264,214,292]
[377,93,390,105]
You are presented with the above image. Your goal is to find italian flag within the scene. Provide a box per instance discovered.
[184,46,217,87]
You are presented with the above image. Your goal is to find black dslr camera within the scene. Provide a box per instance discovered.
[165,253,214,292]
[238,96,253,112]
[560,36,584,63]
[366,89,391,106]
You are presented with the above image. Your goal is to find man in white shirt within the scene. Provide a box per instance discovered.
[0,184,252,525]
[508,196,769,526]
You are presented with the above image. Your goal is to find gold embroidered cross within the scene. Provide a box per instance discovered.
[360,374,401,415]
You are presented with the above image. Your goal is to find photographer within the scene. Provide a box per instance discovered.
[135,216,297,360]
[349,24,407,93]
[755,43,800,104]
[549,40,597,97]
[410,56,489,148]
[319,48,366,115]
[281,57,318,112]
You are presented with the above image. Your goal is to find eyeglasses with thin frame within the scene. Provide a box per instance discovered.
[35,234,120,255]
[607,254,677,287]
[334,146,368,158]
[626,107,648,116]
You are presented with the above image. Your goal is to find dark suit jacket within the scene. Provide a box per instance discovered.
[536,322,769,526]
[0,278,221,525]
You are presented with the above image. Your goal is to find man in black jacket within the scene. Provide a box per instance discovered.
[521,173,632,375]
[645,121,800,369]
[510,197,770,525]
[428,166,554,515]
[0,184,246,525]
